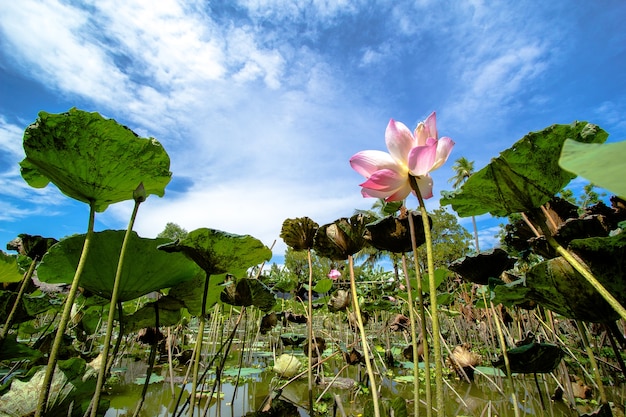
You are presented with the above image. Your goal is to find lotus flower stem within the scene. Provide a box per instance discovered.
[409,175,444,415]
[405,216,432,416]
[531,208,626,322]
[90,197,143,417]
[36,204,96,417]
[348,255,380,417]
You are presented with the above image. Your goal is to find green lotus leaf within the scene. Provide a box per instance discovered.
[559,139,626,198]
[0,335,42,361]
[6,234,58,260]
[449,248,517,285]
[0,251,22,283]
[313,278,333,294]
[20,108,172,212]
[510,232,626,323]
[280,217,319,251]
[441,122,608,217]
[37,230,202,302]
[124,297,185,333]
[0,290,57,325]
[364,212,431,253]
[167,273,227,315]
[419,268,448,294]
[314,213,375,260]
[157,228,272,276]
[220,277,276,312]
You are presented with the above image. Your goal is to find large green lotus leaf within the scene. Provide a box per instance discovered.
[280,217,319,251]
[123,297,184,333]
[37,230,202,301]
[0,290,57,324]
[0,251,22,283]
[0,335,42,361]
[6,234,58,260]
[363,212,431,253]
[220,277,276,312]
[525,254,623,322]
[559,139,626,198]
[167,273,228,315]
[20,108,172,212]
[449,248,517,285]
[157,228,272,275]
[313,213,375,260]
[441,122,608,217]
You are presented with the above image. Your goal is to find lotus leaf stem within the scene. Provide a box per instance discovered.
[306,248,314,415]
[91,198,142,417]
[348,255,380,417]
[36,204,96,417]
[576,321,607,403]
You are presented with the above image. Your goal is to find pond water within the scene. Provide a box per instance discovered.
[101,351,622,417]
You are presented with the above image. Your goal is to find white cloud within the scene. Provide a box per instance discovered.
[101,177,368,256]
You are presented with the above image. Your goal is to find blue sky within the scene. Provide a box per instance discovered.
[1,0,625,262]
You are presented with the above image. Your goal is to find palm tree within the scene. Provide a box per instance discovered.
[449,157,480,253]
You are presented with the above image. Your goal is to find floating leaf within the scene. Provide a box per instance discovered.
[20,108,172,212]
[37,230,202,301]
[314,213,374,260]
[158,228,271,276]
[220,277,276,312]
[363,212,431,253]
[441,122,608,217]
[280,217,319,251]
[559,139,626,198]
[133,374,164,385]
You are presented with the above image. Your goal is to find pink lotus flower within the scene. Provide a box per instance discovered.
[350,112,454,201]
[327,269,341,280]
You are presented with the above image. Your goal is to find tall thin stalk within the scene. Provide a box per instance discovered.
[400,254,422,417]
[189,272,212,417]
[306,249,314,415]
[576,321,607,403]
[409,176,443,415]
[91,189,144,417]
[0,256,38,344]
[347,255,380,417]
[408,212,433,416]
[36,204,96,417]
